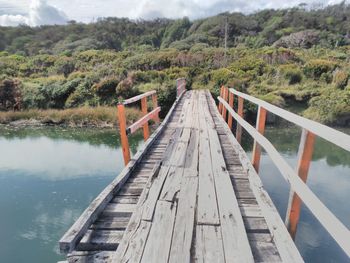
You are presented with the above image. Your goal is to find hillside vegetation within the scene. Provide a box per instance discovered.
[0,3,349,125]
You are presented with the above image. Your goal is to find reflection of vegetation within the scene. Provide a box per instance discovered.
[240,127,350,168]
[0,126,144,149]
[0,107,141,126]
[313,136,350,168]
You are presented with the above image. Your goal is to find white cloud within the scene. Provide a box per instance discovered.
[0,0,67,26]
[0,0,348,26]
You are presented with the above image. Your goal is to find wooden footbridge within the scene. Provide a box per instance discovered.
[59,79,350,263]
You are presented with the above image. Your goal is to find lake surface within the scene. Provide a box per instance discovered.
[0,126,144,263]
[0,125,349,262]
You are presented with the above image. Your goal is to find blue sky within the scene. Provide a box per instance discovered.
[0,0,346,26]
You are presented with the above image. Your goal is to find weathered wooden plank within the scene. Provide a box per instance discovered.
[91,217,130,230]
[101,203,136,217]
[203,94,254,262]
[142,97,192,220]
[197,94,219,225]
[194,225,225,263]
[243,217,269,233]
[168,176,198,263]
[248,233,282,262]
[160,94,196,202]
[77,230,123,251]
[112,163,162,262]
[141,200,177,262]
[67,251,113,263]
[111,196,139,204]
[113,220,152,263]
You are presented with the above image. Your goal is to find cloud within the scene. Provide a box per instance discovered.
[128,0,347,19]
[0,0,67,26]
[0,0,348,25]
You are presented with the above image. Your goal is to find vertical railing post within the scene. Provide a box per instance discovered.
[117,103,131,165]
[236,96,244,144]
[285,129,316,239]
[218,86,224,113]
[141,97,150,141]
[222,87,228,121]
[152,93,160,123]
[227,91,234,129]
[251,106,267,172]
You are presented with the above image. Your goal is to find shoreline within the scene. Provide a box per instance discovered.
[0,107,142,129]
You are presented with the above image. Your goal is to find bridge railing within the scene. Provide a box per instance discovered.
[217,86,350,258]
[117,90,160,165]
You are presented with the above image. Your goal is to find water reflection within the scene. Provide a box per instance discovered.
[0,126,144,263]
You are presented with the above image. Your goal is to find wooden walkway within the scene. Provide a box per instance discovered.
[59,90,304,262]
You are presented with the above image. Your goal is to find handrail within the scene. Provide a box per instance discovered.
[217,93,350,258]
[229,88,350,152]
[117,90,160,165]
[127,107,161,135]
[123,90,156,105]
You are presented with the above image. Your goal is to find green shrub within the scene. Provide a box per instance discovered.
[304,88,350,124]
[279,64,303,84]
[211,68,234,86]
[304,59,337,79]
[333,70,349,89]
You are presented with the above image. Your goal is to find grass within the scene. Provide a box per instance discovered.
[0,106,142,127]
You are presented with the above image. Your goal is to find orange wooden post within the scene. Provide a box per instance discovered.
[251,106,267,172]
[117,103,131,165]
[227,91,234,129]
[218,86,224,113]
[152,93,160,123]
[222,87,228,121]
[236,96,244,144]
[141,97,150,141]
[285,129,316,239]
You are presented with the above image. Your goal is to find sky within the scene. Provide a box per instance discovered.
[0,0,346,27]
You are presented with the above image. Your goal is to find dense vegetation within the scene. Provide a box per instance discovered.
[0,3,349,125]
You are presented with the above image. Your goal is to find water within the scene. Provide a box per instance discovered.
[0,125,349,262]
[0,126,144,263]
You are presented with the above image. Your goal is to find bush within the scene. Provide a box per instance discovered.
[279,64,303,84]
[304,59,337,79]
[304,88,350,124]
[333,70,349,89]
[211,68,235,86]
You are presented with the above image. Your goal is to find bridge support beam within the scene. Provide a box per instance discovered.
[285,129,315,239]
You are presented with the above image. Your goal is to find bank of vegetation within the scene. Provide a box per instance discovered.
[0,3,349,126]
